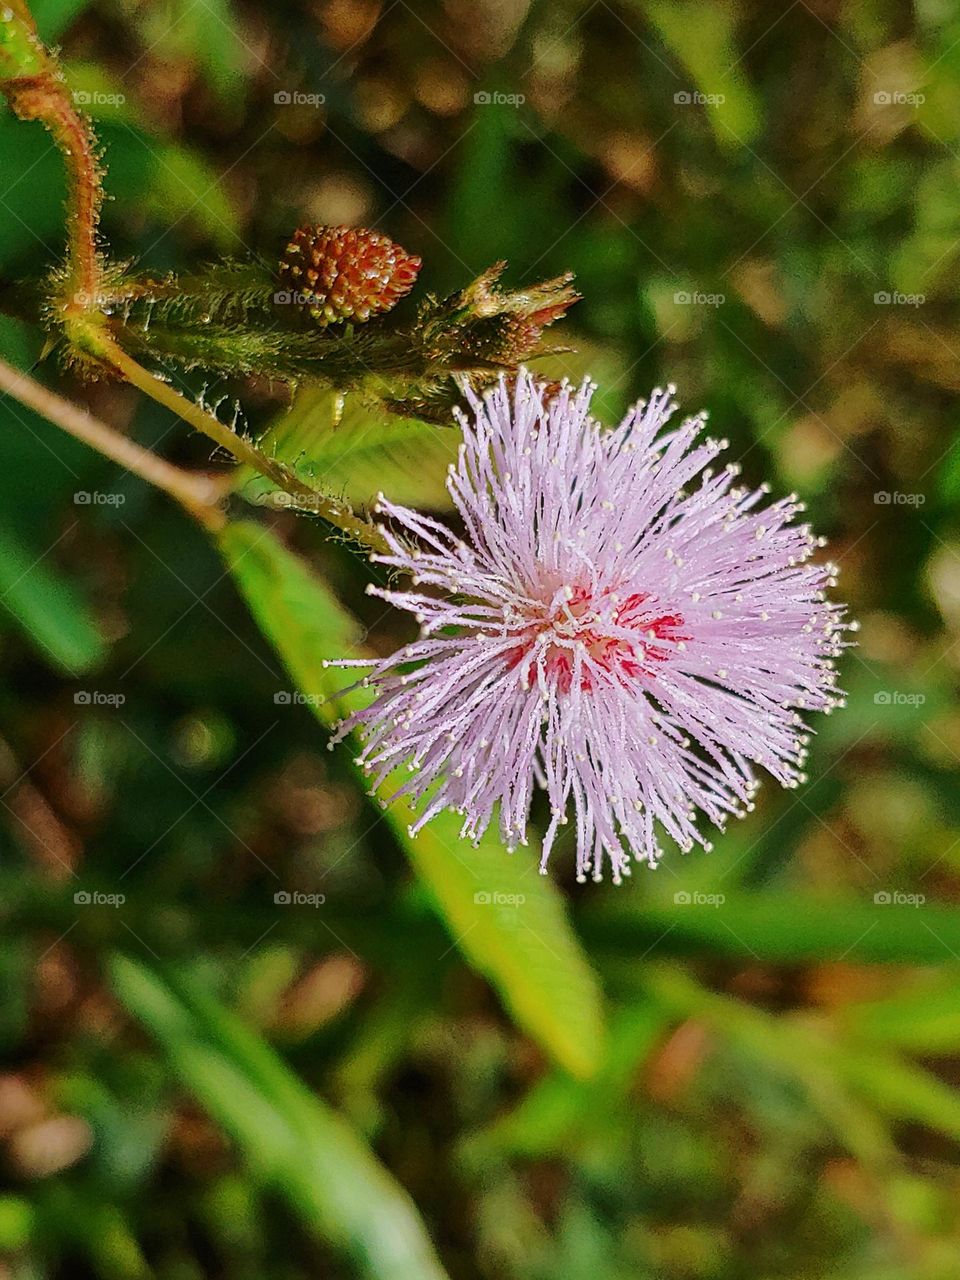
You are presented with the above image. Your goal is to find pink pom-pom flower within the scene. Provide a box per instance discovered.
[329,371,853,884]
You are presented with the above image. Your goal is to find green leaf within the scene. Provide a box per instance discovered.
[641,966,895,1168]
[936,432,960,503]
[890,158,960,295]
[632,0,762,148]
[124,0,251,108]
[63,61,243,245]
[0,1197,33,1252]
[589,893,960,965]
[99,123,242,251]
[837,1050,960,1146]
[472,998,669,1158]
[218,519,606,1078]
[840,974,960,1053]
[0,122,67,271]
[381,804,606,1079]
[236,388,460,512]
[0,108,241,268]
[0,321,112,675]
[217,519,361,688]
[0,520,106,675]
[109,954,450,1280]
[29,0,92,41]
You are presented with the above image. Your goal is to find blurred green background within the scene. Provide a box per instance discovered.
[2,0,960,1276]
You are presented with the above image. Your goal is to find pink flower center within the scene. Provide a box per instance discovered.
[508,587,688,693]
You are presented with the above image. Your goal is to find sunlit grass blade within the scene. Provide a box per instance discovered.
[469,998,669,1159]
[0,521,106,674]
[590,895,960,964]
[639,965,896,1169]
[109,953,451,1280]
[836,1050,960,1146]
[840,974,960,1051]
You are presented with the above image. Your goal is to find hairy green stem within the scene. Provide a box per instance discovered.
[86,330,390,556]
[0,2,104,322]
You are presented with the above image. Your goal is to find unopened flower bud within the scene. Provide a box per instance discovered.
[278,225,421,326]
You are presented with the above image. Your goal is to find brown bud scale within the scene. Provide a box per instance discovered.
[278,225,421,326]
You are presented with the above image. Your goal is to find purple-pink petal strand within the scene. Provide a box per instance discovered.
[330,371,853,884]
